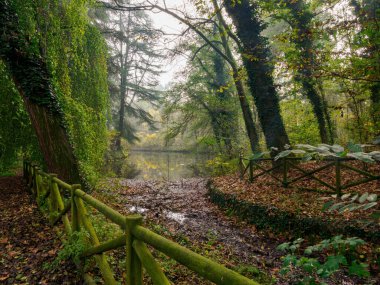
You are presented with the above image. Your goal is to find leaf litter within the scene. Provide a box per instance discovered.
[0,176,81,284]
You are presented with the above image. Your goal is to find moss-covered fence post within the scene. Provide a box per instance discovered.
[71,184,81,232]
[31,164,38,197]
[126,215,143,285]
[35,167,43,203]
[50,174,72,234]
[74,194,117,285]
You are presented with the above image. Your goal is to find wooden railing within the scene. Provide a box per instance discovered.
[239,155,380,195]
[23,161,260,285]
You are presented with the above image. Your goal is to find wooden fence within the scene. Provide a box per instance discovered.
[23,161,260,285]
[239,156,380,195]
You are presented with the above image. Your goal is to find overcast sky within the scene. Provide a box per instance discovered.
[147,0,196,87]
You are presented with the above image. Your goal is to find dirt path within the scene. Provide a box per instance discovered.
[98,178,283,279]
[0,176,81,285]
[124,179,281,264]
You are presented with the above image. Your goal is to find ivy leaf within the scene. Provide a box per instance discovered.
[361,202,377,210]
[348,261,370,277]
[359,193,369,203]
[328,201,346,212]
[350,194,359,202]
[319,255,347,276]
[250,151,270,160]
[347,152,375,163]
[331,144,344,153]
[341,193,351,200]
[304,246,314,255]
[322,200,334,211]
[347,142,362,153]
[301,258,320,273]
[367,194,377,202]
[283,254,297,266]
[338,203,358,213]
[277,242,290,251]
[274,150,292,161]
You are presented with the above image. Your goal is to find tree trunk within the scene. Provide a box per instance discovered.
[318,82,335,143]
[283,0,330,143]
[211,3,259,151]
[302,79,329,143]
[116,12,132,150]
[224,0,290,149]
[211,28,237,156]
[0,1,81,183]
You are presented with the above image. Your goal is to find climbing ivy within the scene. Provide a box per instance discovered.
[0,0,109,183]
[0,61,42,173]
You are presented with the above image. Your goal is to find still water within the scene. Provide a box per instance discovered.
[125,150,212,180]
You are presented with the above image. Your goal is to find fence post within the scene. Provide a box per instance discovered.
[35,168,43,202]
[335,159,342,196]
[126,214,143,285]
[282,158,288,188]
[239,153,244,179]
[51,174,72,235]
[24,162,31,193]
[249,160,254,183]
[71,184,81,232]
[31,165,37,197]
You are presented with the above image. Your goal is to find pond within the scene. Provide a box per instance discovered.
[109,150,213,180]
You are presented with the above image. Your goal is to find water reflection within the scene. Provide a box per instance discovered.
[125,150,211,180]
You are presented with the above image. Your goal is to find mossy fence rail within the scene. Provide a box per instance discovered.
[239,156,380,195]
[23,161,259,285]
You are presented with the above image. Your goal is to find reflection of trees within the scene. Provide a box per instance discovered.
[104,157,141,178]
[129,152,210,180]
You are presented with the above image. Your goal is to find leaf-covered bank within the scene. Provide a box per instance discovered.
[208,182,379,242]
[0,176,81,284]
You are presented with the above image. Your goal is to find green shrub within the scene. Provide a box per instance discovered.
[277,236,370,284]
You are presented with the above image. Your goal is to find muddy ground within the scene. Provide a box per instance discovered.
[96,177,375,284]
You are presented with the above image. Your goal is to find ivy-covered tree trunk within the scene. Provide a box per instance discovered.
[283,0,331,143]
[224,0,290,149]
[211,2,259,152]
[0,1,81,183]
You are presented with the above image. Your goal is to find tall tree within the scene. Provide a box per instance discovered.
[92,5,162,148]
[223,0,290,150]
[209,26,237,154]
[1,0,110,184]
[0,0,80,182]
[269,0,333,143]
[111,0,260,151]
[165,25,239,155]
